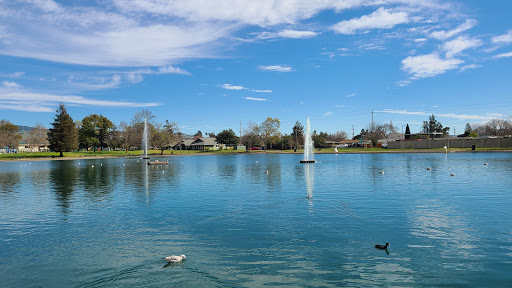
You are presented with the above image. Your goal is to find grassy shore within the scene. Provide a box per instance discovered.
[1,147,511,161]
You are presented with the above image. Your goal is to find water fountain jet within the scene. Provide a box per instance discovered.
[300,117,315,163]
[142,117,150,159]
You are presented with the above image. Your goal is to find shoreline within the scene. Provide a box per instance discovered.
[1,149,512,162]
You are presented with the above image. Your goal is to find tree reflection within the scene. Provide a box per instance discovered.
[80,161,118,201]
[50,161,78,214]
[0,171,21,195]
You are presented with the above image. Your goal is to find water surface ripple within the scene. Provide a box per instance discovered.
[1,153,511,287]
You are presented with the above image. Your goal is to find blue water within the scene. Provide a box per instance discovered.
[1,153,512,287]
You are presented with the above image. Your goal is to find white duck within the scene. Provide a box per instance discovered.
[165,255,186,263]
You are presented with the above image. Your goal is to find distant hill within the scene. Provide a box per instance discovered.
[17,125,34,132]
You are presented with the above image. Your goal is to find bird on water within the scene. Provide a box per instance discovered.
[165,255,186,263]
[375,243,389,250]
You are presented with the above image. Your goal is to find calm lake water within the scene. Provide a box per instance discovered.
[1,153,512,287]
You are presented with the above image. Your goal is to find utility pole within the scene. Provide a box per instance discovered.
[453,125,456,137]
[371,110,374,124]
[352,125,355,139]
[239,120,242,139]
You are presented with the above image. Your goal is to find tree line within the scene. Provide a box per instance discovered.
[1,107,511,155]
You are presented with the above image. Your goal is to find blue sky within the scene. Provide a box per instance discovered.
[1,0,511,136]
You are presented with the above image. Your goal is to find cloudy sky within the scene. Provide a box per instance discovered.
[1,0,511,135]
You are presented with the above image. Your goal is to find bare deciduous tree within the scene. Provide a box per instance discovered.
[26,123,48,152]
[241,121,262,149]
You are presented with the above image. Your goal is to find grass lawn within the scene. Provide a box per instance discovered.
[1,147,510,160]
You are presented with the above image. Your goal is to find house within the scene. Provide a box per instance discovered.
[325,140,359,147]
[173,138,220,150]
[18,143,50,152]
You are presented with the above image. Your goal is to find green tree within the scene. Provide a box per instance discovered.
[280,135,293,150]
[458,123,473,137]
[260,117,280,149]
[105,125,122,150]
[216,129,239,145]
[422,114,449,138]
[291,121,304,151]
[0,119,22,150]
[311,130,328,148]
[194,130,203,138]
[405,124,411,139]
[151,121,179,154]
[151,124,167,155]
[48,104,78,157]
[78,114,113,151]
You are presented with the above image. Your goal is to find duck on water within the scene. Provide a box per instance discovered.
[375,243,390,250]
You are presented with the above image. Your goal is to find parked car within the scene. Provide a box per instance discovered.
[336,144,349,148]
[250,147,261,150]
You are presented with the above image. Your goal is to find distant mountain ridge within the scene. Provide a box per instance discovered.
[17,125,34,132]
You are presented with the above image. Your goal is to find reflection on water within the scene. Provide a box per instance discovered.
[0,171,21,195]
[1,153,512,287]
[50,161,78,214]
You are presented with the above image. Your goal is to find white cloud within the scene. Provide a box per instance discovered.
[332,7,409,35]
[249,89,272,93]
[70,75,122,90]
[491,30,512,45]
[396,80,411,86]
[219,83,246,90]
[376,109,501,120]
[0,89,160,112]
[157,66,191,75]
[243,97,267,101]
[492,51,512,59]
[459,64,481,71]
[125,65,190,83]
[443,35,482,58]
[401,53,463,79]
[414,38,428,43]
[10,72,25,77]
[2,81,20,88]
[345,93,356,98]
[258,65,293,72]
[256,29,319,39]
[321,52,336,58]
[334,105,345,108]
[323,111,333,117]
[0,1,452,67]
[0,2,235,66]
[430,19,477,40]
[378,109,425,115]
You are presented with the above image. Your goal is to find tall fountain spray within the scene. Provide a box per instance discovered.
[300,117,315,163]
[142,117,150,159]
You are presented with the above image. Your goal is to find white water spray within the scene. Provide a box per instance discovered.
[143,117,149,159]
[303,117,315,162]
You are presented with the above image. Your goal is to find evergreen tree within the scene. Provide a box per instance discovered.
[405,124,411,139]
[48,104,78,157]
[216,129,239,145]
[291,121,304,150]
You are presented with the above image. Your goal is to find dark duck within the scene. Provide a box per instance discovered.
[375,243,389,250]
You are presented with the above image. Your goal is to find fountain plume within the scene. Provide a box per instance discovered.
[300,117,315,163]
